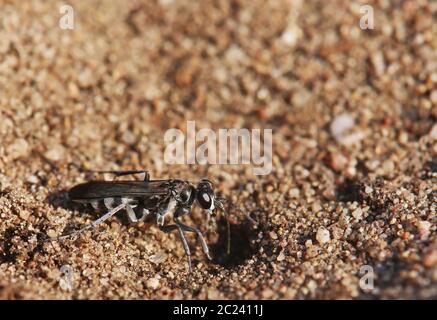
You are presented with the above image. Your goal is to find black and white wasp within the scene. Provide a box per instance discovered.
[55,170,229,279]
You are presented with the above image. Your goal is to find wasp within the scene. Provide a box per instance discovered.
[52,170,229,280]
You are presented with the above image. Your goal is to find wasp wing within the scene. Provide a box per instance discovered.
[68,180,170,201]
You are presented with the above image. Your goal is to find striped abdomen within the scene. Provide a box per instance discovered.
[73,196,150,221]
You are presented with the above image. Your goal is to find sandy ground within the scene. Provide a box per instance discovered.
[0,0,436,299]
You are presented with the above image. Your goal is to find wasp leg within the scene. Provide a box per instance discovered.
[51,203,127,241]
[175,219,212,260]
[160,224,192,282]
[125,204,149,223]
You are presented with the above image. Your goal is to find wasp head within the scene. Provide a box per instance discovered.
[195,179,225,214]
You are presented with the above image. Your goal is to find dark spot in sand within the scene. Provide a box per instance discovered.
[427,158,437,173]
[0,227,19,264]
[211,217,256,268]
[336,179,363,203]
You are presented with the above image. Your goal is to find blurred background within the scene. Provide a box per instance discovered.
[0,0,435,299]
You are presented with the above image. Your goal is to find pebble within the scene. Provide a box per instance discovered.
[277,251,286,261]
[371,51,386,77]
[288,188,300,198]
[352,208,363,220]
[424,250,437,268]
[330,114,355,139]
[430,90,437,104]
[365,186,373,194]
[146,277,160,290]
[207,288,220,299]
[26,175,39,184]
[280,26,302,47]
[261,288,274,299]
[7,138,29,160]
[148,251,168,265]
[338,131,366,146]
[417,221,431,240]
[121,131,136,145]
[316,227,331,244]
[225,45,246,63]
[47,229,57,238]
[269,231,278,240]
[330,114,365,146]
[429,123,437,139]
[45,145,65,162]
[19,209,31,220]
[330,152,348,171]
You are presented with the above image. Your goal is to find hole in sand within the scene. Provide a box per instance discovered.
[336,179,363,203]
[210,217,256,268]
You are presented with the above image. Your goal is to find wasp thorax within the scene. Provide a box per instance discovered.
[179,185,196,205]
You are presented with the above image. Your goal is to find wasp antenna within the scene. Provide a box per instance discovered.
[216,197,231,255]
[225,212,231,255]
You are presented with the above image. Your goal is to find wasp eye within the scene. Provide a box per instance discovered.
[197,191,213,209]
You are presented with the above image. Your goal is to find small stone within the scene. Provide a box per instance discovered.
[382,160,395,173]
[277,251,285,261]
[338,131,365,146]
[207,287,220,299]
[330,152,348,171]
[424,250,437,268]
[19,209,31,220]
[225,45,246,63]
[99,278,109,286]
[430,90,437,104]
[307,279,317,293]
[175,58,198,87]
[292,89,311,108]
[417,221,431,240]
[316,227,330,244]
[352,208,363,220]
[288,188,300,198]
[398,131,408,144]
[68,82,80,98]
[47,229,57,238]
[146,277,160,290]
[280,26,302,46]
[330,114,355,139]
[7,138,30,160]
[312,202,322,213]
[148,251,168,265]
[45,145,65,162]
[269,231,278,240]
[365,186,373,194]
[261,288,274,298]
[121,131,136,145]
[26,175,39,184]
[429,123,437,140]
[371,51,386,77]
[78,69,94,87]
